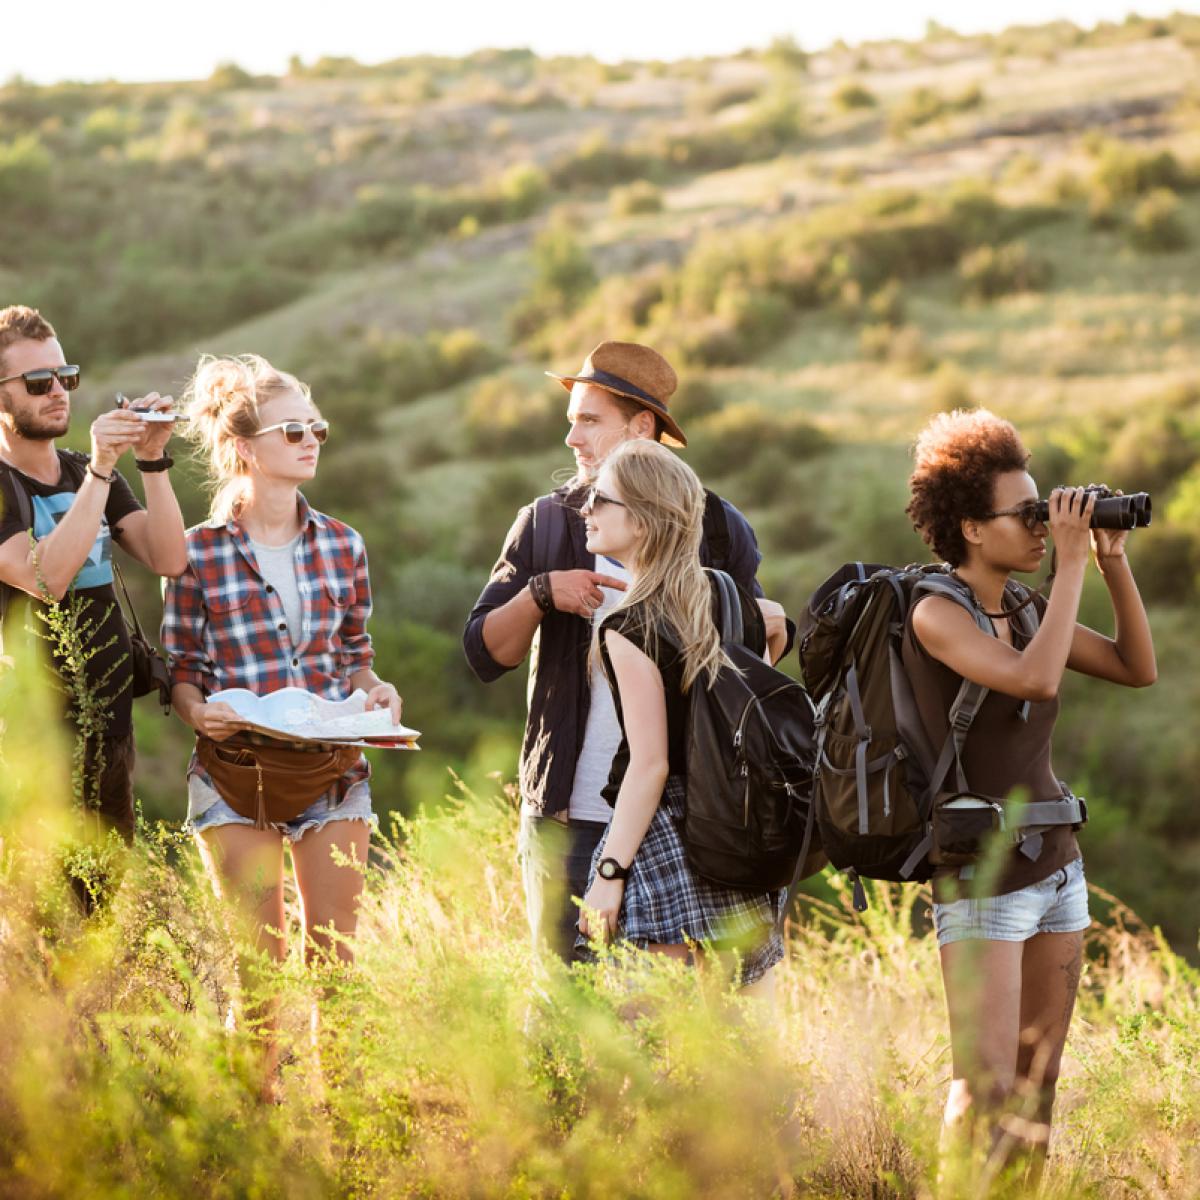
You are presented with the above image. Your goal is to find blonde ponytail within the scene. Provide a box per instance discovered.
[182,354,310,521]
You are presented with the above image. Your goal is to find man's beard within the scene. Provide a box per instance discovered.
[1,403,67,441]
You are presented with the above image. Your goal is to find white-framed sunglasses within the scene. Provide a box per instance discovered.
[252,419,329,445]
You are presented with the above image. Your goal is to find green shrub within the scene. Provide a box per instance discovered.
[1091,141,1188,201]
[80,106,139,148]
[832,80,878,112]
[497,162,548,220]
[859,323,930,371]
[1129,526,1200,604]
[549,132,651,190]
[463,373,563,455]
[959,241,1052,301]
[0,133,52,215]
[889,83,984,136]
[683,403,828,478]
[609,180,663,217]
[690,82,761,115]
[1128,188,1189,252]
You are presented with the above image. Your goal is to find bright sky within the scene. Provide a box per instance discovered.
[4,0,1192,85]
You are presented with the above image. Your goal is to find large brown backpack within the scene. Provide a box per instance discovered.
[798,562,1086,909]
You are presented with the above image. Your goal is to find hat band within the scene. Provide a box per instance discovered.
[582,368,668,415]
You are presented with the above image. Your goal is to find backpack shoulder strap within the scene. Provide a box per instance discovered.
[707,568,744,646]
[530,493,570,575]
[701,489,731,572]
[0,463,34,630]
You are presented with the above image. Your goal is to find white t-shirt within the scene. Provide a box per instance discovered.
[567,554,633,824]
[249,534,303,650]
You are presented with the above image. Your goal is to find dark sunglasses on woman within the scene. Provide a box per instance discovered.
[0,365,81,395]
[252,419,330,445]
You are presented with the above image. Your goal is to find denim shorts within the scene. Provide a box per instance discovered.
[186,773,376,843]
[932,857,1090,947]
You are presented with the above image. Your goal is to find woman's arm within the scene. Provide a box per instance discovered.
[577,629,670,941]
[1064,526,1156,687]
[912,491,1095,702]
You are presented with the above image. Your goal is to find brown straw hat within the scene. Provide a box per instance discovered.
[546,340,686,447]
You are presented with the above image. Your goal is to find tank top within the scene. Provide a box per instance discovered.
[901,589,1079,900]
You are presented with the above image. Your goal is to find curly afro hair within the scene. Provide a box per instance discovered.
[906,409,1029,566]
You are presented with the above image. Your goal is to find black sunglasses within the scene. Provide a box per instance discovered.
[984,502,1043,532]
[0,365,81,395]
[253,419,330,445]
[584,487,626,512]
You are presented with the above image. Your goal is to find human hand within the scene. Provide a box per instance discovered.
[1090,488,1130,568]
[756,598,788,661]
[193,701,249,741]
[548,569,627,618]
[89,408,145,474]
[1046,487,1096,568]
[364,681,402,724]
[123,392,179,460]
[578,876,625,942]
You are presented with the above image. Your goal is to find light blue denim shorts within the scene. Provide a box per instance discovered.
[187,773,376,843]
[932,857,1090,947]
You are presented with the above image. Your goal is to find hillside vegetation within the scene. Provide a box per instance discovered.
[2,16,1199,956]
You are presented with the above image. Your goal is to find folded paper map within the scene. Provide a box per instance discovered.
[207,687,420,750]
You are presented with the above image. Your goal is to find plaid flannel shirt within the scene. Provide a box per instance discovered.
[161,494,374,796]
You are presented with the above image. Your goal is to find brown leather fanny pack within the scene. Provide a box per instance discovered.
[196,735,362,829]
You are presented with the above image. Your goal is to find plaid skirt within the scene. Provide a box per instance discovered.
[576,776,785,987]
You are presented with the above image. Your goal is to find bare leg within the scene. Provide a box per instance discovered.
[938,938,1024,1184]
[290,819,371,966]
[197,825,286,1099]
[1007,930,1084,1187]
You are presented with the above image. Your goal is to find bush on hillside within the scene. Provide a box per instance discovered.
[832,81,878,112]
[609,181,663,217]
[959,241,1052,301]
[859,323,931,372]
[548,132,652,190]
[1128,188,1189,253]
[683,403,829,478]
[1090,140,1189,201]
[888,84,984,137]
[463,374,563,455]
[0,133,52,215]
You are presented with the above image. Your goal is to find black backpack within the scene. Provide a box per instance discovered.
[798,562,1086,909]
[670,570,823,894]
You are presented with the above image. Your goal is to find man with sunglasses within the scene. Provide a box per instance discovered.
[463,341,789,961]
[0,305,187,839]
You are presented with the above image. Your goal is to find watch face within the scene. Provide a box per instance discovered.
[599,857,624,880]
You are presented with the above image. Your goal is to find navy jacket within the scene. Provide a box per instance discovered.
[462,479,768,818]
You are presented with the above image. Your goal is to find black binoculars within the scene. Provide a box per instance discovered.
[1033,487,1152,530]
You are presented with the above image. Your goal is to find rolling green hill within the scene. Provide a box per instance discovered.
[3,13,1199,949]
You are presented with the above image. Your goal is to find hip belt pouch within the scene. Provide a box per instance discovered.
[931,794,1006,867]
[196,735,361,829]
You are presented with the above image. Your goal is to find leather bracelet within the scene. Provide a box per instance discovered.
[135,454,174,473]
[87,462,114,484]
[528,573,554,614]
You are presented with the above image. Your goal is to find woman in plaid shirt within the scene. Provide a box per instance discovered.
[162,355,401,985]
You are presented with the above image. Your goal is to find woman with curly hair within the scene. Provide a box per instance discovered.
[574,439,784,997]
[904,409,1155,1180]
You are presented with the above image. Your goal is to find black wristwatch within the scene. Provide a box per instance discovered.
[135,453,174,473]
[597,856,630,882]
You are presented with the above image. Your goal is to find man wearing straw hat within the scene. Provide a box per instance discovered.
[463,340,788,961]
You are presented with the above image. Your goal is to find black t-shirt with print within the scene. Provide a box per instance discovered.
[0,451,143,738]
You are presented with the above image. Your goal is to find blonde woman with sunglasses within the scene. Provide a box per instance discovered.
[161,354,401,1091]
[574,439,784,996]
